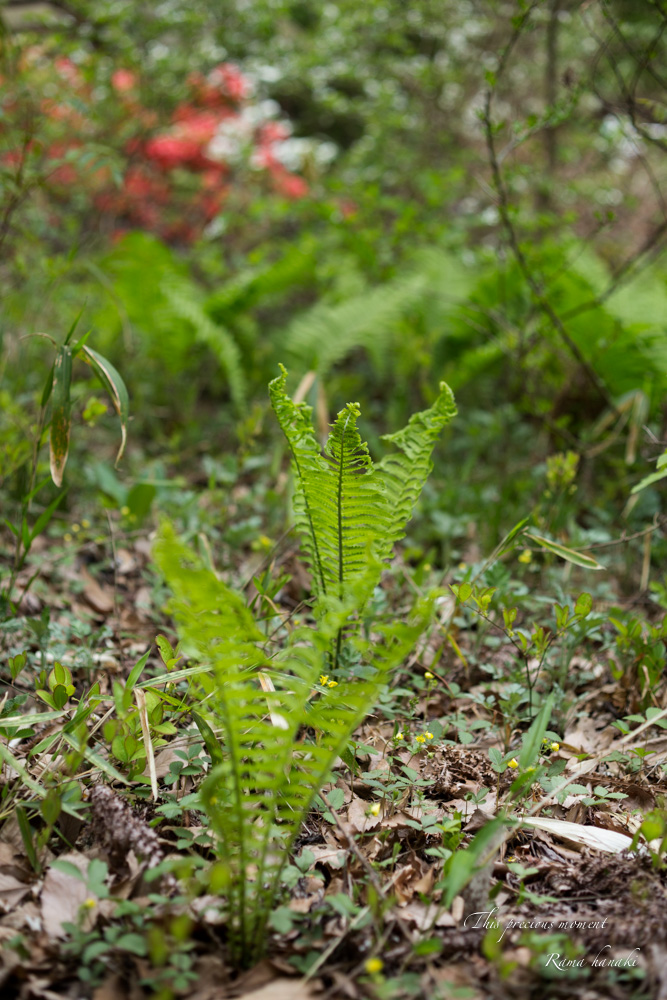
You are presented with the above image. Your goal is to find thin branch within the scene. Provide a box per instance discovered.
[481,7,620,416]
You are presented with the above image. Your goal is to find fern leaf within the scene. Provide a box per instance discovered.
[323,401,388,595]
[269,366,389,603]
[162,277,246,411]
[284,272,427,376]
[154,521,433,965]
[376,381,457,557]
[268,364,332,598]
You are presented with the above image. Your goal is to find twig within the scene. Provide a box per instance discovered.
[481,11,620,417]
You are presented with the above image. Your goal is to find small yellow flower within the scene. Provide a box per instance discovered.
[518,549,532,564]
[508,758,519,768]
[424,732,434,740]
[424,671,434,680]
[71,523,81,533]
[328,680,338,688]
[319,675,329,685]
[415,735,426,744]
[458,562,466,571]
[550,742,560,752]
[63,533,73,543]
[120,505,130,516]
[394,732,404,741]
[82,898,97,910]
[369,802,381,816]
[81,519,90,529]
[365,957,383,975]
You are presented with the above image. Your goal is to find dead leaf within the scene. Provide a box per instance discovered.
[347,796,381,833]
[238,978,319,1000]
[41,852,96,937]
[522,817,635,854]
[0,872,31,910]
[113,549,137,575]
[400,900,455,930]
[80,568,115,615]
[302,845,347,870]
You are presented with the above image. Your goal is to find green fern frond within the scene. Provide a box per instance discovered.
[377,380,458,557]
[153,521,432,966]
[269,366,389,605]
[162,277,246,411]
[269,367,456,607]
[284,272,427,375]
[282,249,475,378]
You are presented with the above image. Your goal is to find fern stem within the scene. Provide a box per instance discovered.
[334,411,352,670]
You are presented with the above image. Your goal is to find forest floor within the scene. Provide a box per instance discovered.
[1,510,667,1000]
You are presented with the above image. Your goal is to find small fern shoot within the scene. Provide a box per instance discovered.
[269,364,456,609]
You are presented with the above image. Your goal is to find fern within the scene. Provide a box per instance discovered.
[162,277,246,411]
[269,365,456,609]
[376,381,458,557]
[153,523,433,968]
[282,248,473,378]
[153,369,456,967]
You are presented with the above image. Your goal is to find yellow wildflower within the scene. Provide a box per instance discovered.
[369,802,381,816]
[394,732,404,741]
[63,533,73,543]
[72,523,81,533]
[319,675,329,686]
[424,732,434,740]
[365,957,383,975]
[121,505,130,516]
[81,519,90,529]
[508,758,519,768]
[328,680,338,688]
[424,671,434,680]
[415,735,426,744]
[550,742,560,752]
[518,549,532,564]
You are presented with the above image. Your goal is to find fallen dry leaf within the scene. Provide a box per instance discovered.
[80,567,115,615]
[239,978,319,1000]
[522,817,635,854]
[41,852,96,937]
[347,796,381,834]
[0,872,31,910]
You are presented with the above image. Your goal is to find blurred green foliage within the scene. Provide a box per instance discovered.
[1,0,666,571]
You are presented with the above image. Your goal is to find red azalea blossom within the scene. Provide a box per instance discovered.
[145,134,203,169]
[259,121,291,145]
[209,63,249,102]
[111,69,137,93]
[172,109,221,144]
[54,57,80,84]
[273,170,309,199]
[4,50,310,245]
